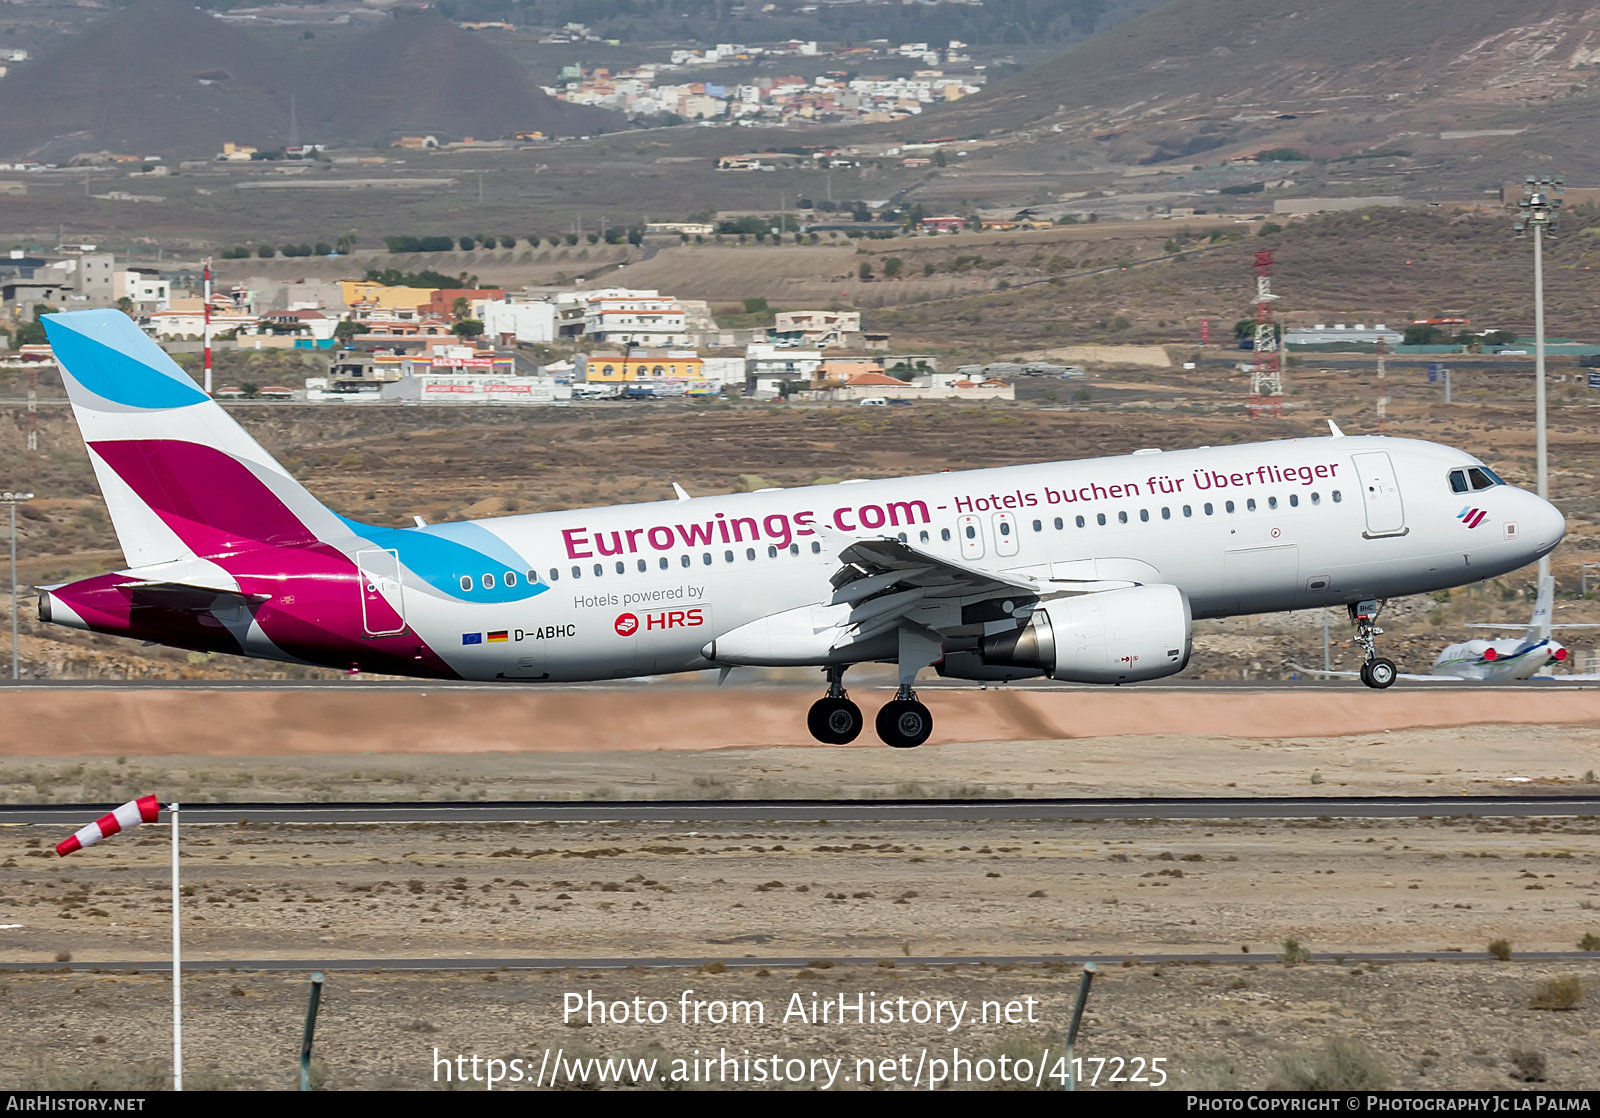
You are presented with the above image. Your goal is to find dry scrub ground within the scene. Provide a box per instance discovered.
[2,810,1598,1090]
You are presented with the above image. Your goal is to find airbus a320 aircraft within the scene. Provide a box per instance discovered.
[37,310,1565,747]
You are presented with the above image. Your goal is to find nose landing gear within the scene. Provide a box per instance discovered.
[1350,599,1397,690]
[807,665,863,744]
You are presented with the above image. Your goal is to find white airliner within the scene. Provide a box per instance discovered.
[36,310,1566,747]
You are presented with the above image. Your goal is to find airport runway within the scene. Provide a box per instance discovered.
[0,678,1594,692]
[4,796,1598,826]
[5,951,1598,974]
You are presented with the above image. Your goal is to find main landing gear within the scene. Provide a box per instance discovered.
[807,665,864,744]
[1349,599,1397,690]
[805,667,935,748]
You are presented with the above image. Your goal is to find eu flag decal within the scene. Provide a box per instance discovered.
[462,633,483,645]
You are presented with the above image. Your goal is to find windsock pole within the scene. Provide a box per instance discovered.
[171,801,182,1092]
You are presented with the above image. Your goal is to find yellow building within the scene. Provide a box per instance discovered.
[338,281,437,313]
[582,350,705,382]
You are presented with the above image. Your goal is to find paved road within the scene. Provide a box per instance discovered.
[4,951,1595,973]
[4,796,1597,826]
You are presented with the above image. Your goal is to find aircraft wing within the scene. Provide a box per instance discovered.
[835,538,1040,599]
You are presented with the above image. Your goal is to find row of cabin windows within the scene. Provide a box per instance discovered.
[457,540,825,590]
[456,486,1353,591]
[1026,490,1343,531]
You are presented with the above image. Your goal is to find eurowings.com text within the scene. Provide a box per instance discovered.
[432,1047,1167,1090]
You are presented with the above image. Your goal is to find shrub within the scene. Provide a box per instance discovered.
[1488,938,1512,961]
[458,236,476,251]
[1267,1036,1391,1090]
[257,245,275,258]
[1508,1049,1546,1082]
[1580,932,1600,951]
[1279,938,1311,965]
[1529,973,1583,1010]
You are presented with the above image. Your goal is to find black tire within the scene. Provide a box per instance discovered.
[1358,661,1373,687]
[1365,657,1397,689]
[807,696,863,744]
[875,699,933,749]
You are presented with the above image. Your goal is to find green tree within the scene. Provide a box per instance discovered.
[499,235,516,249]
[13,320,46,346]
[527,235,542,248]
[257,245,275,259]
[627,227,644,247]
[452,296,471,320]
[882,256,903,278]
[314,242,333,256]
[1403,324,1447,346]
[565,233,579,247]
[743,297,770,315]
[334,319,360,346]
[586,233,599,244]
[452,319,485,338]
[858,260,874,280]
[458,236,476,251]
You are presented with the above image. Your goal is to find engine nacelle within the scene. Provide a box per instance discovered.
[934,652,1043,682]
[979,583,1192,684]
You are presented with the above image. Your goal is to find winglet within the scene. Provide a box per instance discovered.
[673,482,691,502]
[1327,419,1345,438]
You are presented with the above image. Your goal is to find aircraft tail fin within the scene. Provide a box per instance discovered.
[1530,574,1555,642]
[43,309,348,568]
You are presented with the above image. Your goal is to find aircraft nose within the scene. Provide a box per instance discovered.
[1526,492,1565,558]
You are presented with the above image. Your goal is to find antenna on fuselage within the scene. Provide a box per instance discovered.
[672,483,692,502]
[1327,419,1345,438]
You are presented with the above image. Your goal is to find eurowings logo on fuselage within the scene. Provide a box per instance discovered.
[1457,507,1488,529]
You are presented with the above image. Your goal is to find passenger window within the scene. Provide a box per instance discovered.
[1032,519,1042,532]
[999,521,1012,537]
[941,528,951,541]
[793,544,802,555]
[1449,469,1469,494]
[1161,507,1170,520]
[965,525,976,539]
[572,565,582,579]
[1246,498,1256,512]
[1119,511,1129,524]
[1311,492,1321,505]
[659,557,669,570]
[504,571,518,587]
[1467,467,1495,490]
[527,569,539,584]
[615,562,625,574]
[703,553,713,565]
[1267,496,1277,510]
[1183,505,1192,517]
[637,559,647,572]
[919,530,929,543]
[768,545,778,558]
[481,573,495,590]
[1096,513,1107,526]
[594,564,603,577]
[724,550,734,563]
[549,568,560,582]
[1139,509,1149,522]
[1289,494,1299,508]
[1075,515,1085,528]
[1332,490,1342,503]
[1204,503,1214,516]
[1225,501,1236,513]
[746,548,756,561]
[459,575,473,592]
[680,555,691,568]
[1054,517,1064,530]
[811,541,821,553]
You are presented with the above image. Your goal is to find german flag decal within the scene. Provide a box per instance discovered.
[487,630,509,643]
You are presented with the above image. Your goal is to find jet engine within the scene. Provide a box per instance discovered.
[978,583,1192,684]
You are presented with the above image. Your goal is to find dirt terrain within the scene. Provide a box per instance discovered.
[2,809,1597,1090]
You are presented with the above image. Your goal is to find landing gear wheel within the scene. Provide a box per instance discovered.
[876,699,933,749]
[808,696,863,744]
[1364,657,1397,690]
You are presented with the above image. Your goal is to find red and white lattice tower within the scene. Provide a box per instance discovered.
[1248,249,1283,417]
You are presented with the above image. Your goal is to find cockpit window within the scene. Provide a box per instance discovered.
[1467,467,1499,490]
[1448,469,1469,494]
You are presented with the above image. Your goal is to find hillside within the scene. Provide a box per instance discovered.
[897,0,1600,194]
[0,1,610,159]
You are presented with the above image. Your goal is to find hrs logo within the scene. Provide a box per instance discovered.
[615,609,704,636]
